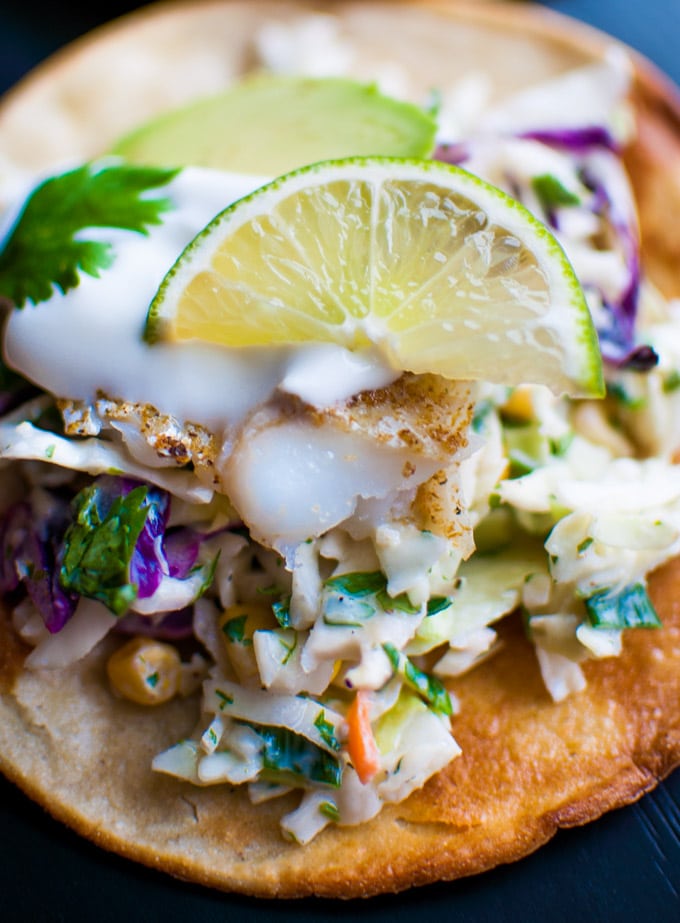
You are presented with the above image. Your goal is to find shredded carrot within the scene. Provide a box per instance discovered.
[346,690,381,784]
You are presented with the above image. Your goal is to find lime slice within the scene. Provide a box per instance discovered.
[112,75,436,175]
[146,157,604,397]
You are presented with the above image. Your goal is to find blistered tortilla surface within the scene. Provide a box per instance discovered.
[1,0,680,900]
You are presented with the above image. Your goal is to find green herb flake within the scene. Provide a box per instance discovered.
[322,593,375,627]
[256,584,280,596]
[59,483,151,616]
[426,596,451,616]
[249,723,343,788]
[663,370,680,393]
[376,588,420,614]
[44,443,56,460]
[0,162,180,307]
[319,800,340,822]
[272,596,292,628]
[383,642,453,716]
[146,672,159,689]
[222,613,250,645]
[550,432,574,457]
[585,582,662,630]
[577,537,594,555]
[607,381,646,410]
[279,632,297,665]
[314,710,341,751]
[324,571,387,597]
[193,550,220,600]
[215,689,235,710]
[532,173,581,212]
[471,398,494,433]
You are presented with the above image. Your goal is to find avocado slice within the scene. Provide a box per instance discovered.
[112,74,437,174]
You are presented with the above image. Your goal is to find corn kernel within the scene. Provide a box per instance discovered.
[106,637,181,706]
[218,602,277,683]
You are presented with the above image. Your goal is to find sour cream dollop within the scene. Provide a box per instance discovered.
[3,166,398,431]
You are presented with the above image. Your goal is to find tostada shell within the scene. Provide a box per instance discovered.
[0,0,679,899]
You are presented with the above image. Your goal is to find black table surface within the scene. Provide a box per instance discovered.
[1,2,680,921]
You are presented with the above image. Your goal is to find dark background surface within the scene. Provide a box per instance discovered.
[1,2,680,921]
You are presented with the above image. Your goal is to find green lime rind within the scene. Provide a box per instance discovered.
[145,156,604,399]
[112,75,437,176]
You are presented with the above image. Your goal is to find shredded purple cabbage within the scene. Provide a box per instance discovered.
[518,126,620,154]
[115,608,195,640]
[433,141,470,165]
[0,498,78,633]
[576,162,652,367]
[117,478,171,599]
[438,127,653,369]
[0,475,222,633]
[163,527,202,578]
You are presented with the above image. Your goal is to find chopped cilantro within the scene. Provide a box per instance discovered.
[194,549,220,599]
[550,432,573,457]
[426,596,451,616]
[314,710,341,752]
[59,483,151,616]
[607,381,646,410]
[0,162,179,307]
[323,594,375,627]
[324,571,387,596]
[215,689,234,709]
[256,584,280,596]
[532,173,581,212]
[279,631,297,664]
[383,642,453,716]
[319,800,340,822]
[376,588,420,614]
[222,613,250,645]
[249,723,343,788]
[585,583,662,630]
[272,596,292,628]
[663,370,680,393]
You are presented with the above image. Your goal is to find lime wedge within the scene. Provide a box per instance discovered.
[146,157,604,398]
[112,75,437,175]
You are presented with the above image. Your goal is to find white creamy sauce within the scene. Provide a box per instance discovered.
[3,166,397,431]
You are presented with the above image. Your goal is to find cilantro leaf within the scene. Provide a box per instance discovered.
[59,483,151,616]
[584,583,662,630]
[222,613,250,645]
[248,723,343,789]
[383,642,453,716]
[324,570,387,597]
[0,162,179,307]
[313,710,341,752]
[532,173,581,212]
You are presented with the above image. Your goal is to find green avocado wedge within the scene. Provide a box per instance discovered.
[111,75,438,175]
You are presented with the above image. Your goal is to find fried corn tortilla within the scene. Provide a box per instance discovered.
[1,0,680,900]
